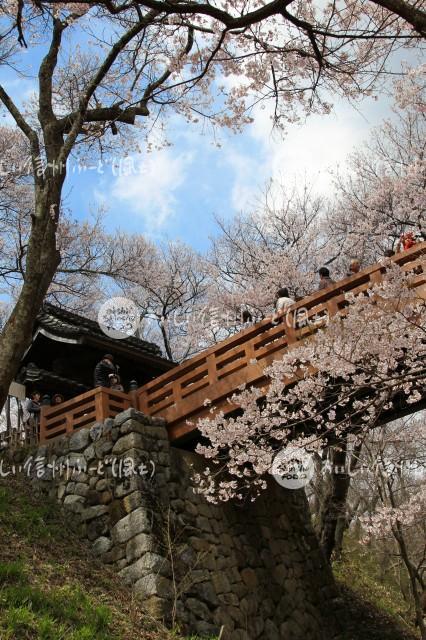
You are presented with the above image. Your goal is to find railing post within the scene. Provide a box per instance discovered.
[65,411,73,437]
[172,379,182,409]
[138,390,149,414]
[369,269,383,285]
[129,380,138,410]
[284,311,297,346]
[326,299,339,317]
[95,388,109,422]
[206,354,218,383]
[39,406,46,443]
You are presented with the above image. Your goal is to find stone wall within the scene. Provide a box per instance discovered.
[27,409,341,640]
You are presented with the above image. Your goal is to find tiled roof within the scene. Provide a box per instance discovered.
[37,303,168,361]
[20,362,89,391]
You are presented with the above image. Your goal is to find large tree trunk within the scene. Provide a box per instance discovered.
[0,184,61,410]
[318,444,351,561]
[317,440,363,561]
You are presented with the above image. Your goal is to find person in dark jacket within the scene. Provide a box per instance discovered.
[94,354,116,388]
[25,391,41,417]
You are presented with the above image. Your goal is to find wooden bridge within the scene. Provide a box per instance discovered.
[39,242,426,444]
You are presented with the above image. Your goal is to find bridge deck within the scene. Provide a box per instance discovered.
[39,243,426,443]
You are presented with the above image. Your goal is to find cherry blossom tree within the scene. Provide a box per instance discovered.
[0,0,424,410]
[118,240,211,361]
[194,265,425,538]
[356,415,426,635]
[326,65,426,265]
[211,182,328,309]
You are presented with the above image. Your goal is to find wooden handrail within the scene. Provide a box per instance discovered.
[136,242,426,441]
[39,242,426,444]
[40,387,133,442]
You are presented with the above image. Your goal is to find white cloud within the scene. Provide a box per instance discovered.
[224,93,392,213]
[109,148,193,230]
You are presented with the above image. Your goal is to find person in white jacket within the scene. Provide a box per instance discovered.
[272,288,295,326]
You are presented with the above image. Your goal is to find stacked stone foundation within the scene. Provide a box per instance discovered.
[26,409,341,639]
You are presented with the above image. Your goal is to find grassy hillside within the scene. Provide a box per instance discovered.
[0,474,420,640]
[0,475,207,640]
[334,536,420,640]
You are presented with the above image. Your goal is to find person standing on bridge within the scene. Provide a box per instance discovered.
[346,259,361,277]
[272,288,295,326]
[396,231,416,252]
[318,267,335,290]
[94,354,117,388]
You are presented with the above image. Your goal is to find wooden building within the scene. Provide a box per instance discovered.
[16,303,174,401]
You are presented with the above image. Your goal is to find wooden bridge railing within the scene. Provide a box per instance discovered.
[39,387,132,442]
[39,242,426,444]
[136,242,426,441]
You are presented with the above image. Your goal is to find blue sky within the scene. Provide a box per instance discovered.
[64,91,394,252]
[0,24,421,254]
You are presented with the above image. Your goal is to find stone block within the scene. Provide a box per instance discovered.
[86,489,101,506]
[112,433,145,456]
[143,596,169,620]
[94,440,113,458]
[211,572,231,595]
[66,453,87,470]
[192,621,220,637]
[188,537,211,552]
[185,598,211,620]
[74,482,89,497]
[111,507,151,544]
[134,574,172,599]
[65,482,76,494]
[264,619,280,640]
[118,552,170,585]
[84,444,96,462]
[57,483,66,500]
[126,533,156,563]
[240,594,258,616]
[81,505,109,521]
[195,516,212,533]
[102,545,126,564]
[114,476,142,498]
[273,564,287,584]
[252,617,264,638]
[115,558,128,571]
[69,429,90,452]
[96,478,109,491]
[109,499,126,525]
[227,606,245,626]
[92,536,113,556]
[71,471,89,483]
[193,581,218,607]
[89,422,103,441]
[99,490,112,505]
[102,420,114,438]
[218,592,239,606]
[123,491,143,513]
[63,494,85,515]
[114,408,148,426]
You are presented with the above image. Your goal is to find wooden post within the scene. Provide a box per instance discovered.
[39,406,47,443]
[369,269,383,285]
[138,390,149,414]
[326,298,339,317]
[95,388,110,422]
[206,354,218,383]
[284,311,297,346]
